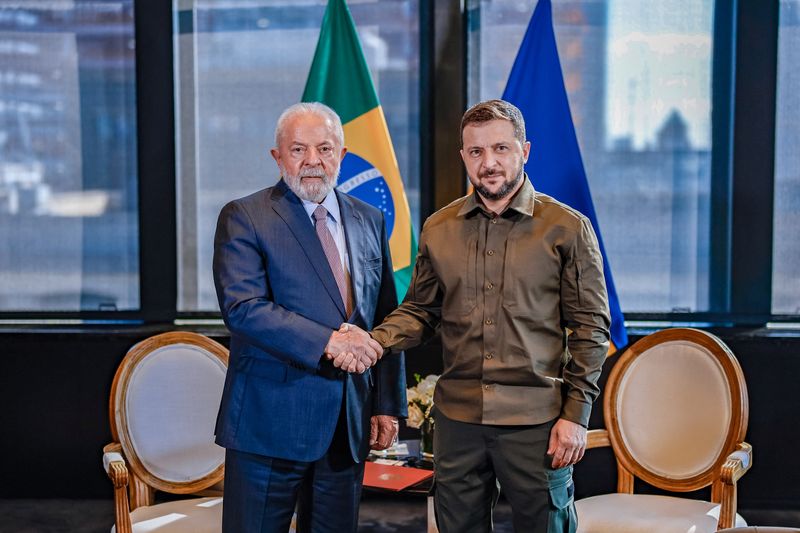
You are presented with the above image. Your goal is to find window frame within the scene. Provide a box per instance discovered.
[629,0,782,325]
[0,0,176,323]
[1,0,797,329]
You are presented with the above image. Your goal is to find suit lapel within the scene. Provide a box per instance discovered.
[338,191,364,320]
[271,181,347,318]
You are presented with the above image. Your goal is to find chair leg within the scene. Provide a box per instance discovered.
[717,482,738,530]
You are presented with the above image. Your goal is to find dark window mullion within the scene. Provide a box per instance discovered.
[135,0,178,323]
[729,0,779,322]
[708,0,736,314]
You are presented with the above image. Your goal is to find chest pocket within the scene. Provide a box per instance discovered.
[502,226,563,311]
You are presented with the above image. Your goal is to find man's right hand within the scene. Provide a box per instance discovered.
[325,323,383,374]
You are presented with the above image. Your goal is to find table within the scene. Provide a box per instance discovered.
[365,440,437,532]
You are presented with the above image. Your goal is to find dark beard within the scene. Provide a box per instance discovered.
[475,169,523,201]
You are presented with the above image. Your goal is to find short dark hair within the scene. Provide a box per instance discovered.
[460,99,526,147]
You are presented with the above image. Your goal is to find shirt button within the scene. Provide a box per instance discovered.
[486,282,494,290]
[484,384,491,390]
[485,352,494,360]
[487,250,495,256]
[491,218,498,224]
[485,318,493,325]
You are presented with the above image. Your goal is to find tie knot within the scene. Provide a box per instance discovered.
[313,205,328,223]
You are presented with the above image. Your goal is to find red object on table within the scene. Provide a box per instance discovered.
[363,462,433,491]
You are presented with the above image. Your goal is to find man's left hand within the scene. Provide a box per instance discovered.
[547,418,587,469]
[369,415,399,451]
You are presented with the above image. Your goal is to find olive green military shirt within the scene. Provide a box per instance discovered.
[371,177,610,427]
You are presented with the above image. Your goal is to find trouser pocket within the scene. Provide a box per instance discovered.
[546,466,577,533]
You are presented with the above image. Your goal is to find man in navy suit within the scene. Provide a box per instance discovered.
[213,102,407,532]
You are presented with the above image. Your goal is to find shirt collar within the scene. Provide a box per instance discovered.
[302,190,341,224]
[457,174,536,218]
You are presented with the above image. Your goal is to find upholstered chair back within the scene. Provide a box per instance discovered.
[615,339,734,481]
[110,332,227,494]
[605,328,748,492]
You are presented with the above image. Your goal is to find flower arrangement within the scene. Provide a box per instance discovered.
[407,373,439,456]
[407,373,439,429]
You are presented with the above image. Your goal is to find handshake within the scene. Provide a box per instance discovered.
[324,323,383,374]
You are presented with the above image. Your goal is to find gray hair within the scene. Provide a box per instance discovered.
[460,99,526,147]
[274,102,345,148]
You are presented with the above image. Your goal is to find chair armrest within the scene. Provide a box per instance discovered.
[587,429,610,449]
[103,444,133,533]
[721,442,753,485]
[104,453,125,477]
[716,442,753,529]
[104,442,122,454]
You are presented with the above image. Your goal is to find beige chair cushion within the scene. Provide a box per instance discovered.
[616,340,732,478]
[576,493,747,533]
[111,497,222,533]
[125,343,226,483]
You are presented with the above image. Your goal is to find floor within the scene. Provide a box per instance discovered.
[0,494,514,533]
[0,496,796,532]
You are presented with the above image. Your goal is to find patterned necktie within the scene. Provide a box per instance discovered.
[312,205,351,315]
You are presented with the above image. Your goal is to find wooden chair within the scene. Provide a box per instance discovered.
[576,328,753,532]
[102,332,228,533]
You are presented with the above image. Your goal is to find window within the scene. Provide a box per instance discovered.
[772,0,800,315]
[0,2,140,312]
[467,0,715,313]
[174,0,420,312]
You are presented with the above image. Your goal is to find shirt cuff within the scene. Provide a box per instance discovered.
[560,398,591,428]
[369,328,387,347]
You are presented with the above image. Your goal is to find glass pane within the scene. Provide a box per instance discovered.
[174,0,420,312]
[0,1,139,311]
[773,0,800,315]
[468,0,714,312]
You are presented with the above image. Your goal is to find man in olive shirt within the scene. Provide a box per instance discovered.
[370,99,610,532]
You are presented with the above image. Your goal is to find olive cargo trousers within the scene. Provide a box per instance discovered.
[432,410,577,533]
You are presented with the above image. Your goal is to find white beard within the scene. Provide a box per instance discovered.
[282,164,339,203]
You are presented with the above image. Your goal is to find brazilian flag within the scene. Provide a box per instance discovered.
[302,0,416,302]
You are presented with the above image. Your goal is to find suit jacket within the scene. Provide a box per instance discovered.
[212,179,407,462]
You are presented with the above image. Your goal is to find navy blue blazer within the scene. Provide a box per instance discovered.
[213,180,407,462]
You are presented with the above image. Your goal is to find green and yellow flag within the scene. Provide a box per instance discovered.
[302,0,416,301]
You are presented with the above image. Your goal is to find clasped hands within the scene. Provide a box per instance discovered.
[324,323,383,374]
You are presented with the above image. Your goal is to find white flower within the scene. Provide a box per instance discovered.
[407,403,425,429]
[416,375,438,399]
[406,387,419,404]
[407,374,440,429]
